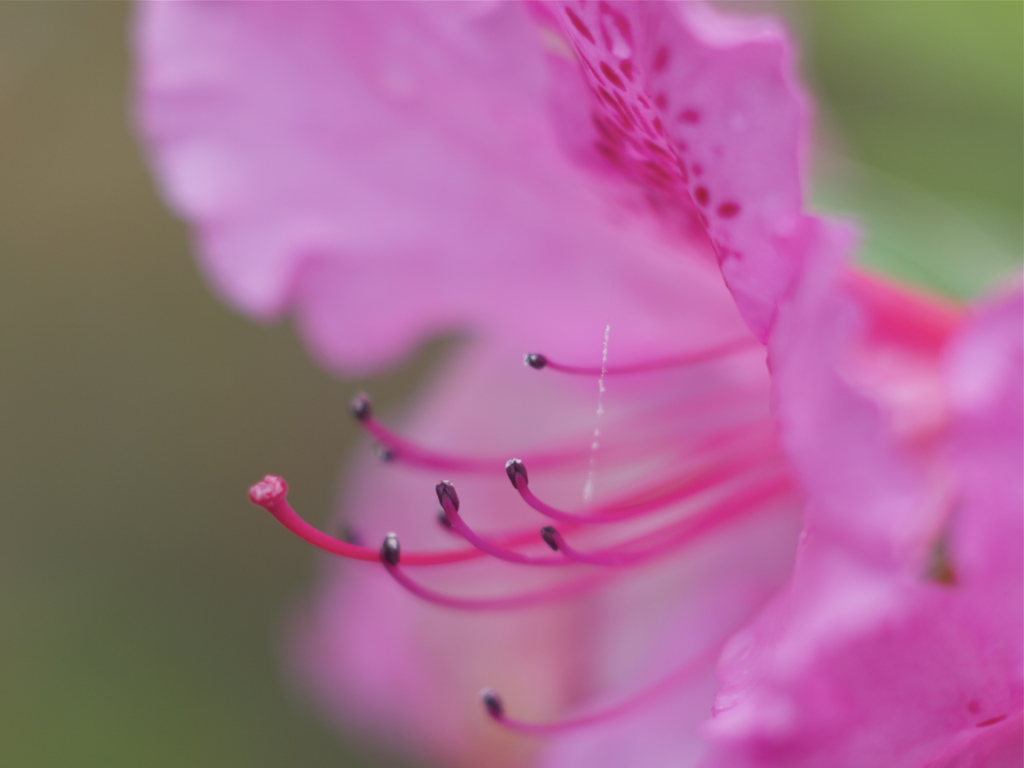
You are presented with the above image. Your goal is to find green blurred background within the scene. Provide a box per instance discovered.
[0,3,1019,767]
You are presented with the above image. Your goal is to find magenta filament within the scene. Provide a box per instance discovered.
[438,480,567,567]
[540,475,790,567]
[481,638,726,735]
[512,447,771,526]
[524,336,758,376]
[379,532,614,611]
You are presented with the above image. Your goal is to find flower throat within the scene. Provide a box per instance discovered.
[248,335,792,733]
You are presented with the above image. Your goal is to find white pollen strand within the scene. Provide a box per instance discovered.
[582,324,611,502]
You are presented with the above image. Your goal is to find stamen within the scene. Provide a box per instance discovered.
[350,394,594,473]
[249,474,551,567]
[505,458,529,488]
[437,481,565,566]
[249,475,376,562]
[436,479,461,513]
[481,639,723,735]
[539,476,789,568]
[373,444,396,463]
[380,531,401,566]
[480,688,504,718]
[540,525,559,552]
[511,450,765,525]
[524,353,548,370]
[524,337,758,376]
[349,392,373,422]
[379,532,613,610]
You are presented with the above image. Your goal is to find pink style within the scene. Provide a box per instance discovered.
[135,3,1022,768]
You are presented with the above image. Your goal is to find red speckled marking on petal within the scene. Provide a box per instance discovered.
[633,109,655,138]
[595,143,621,165]
[619,60,634,81]
[579,53,602,83]
[976,715,1008,728]
[565,7,595,44]
[679,108,700,124]
[609,91,635,129]
[598,2,633,53]
[717,201,740,218]
[600,61,625,90]
[652,46,669,73]
[694,186,709,206]
[643,160,673,178]
[607,98,635,131]
[643,140,671,159]
[592,114,623,147]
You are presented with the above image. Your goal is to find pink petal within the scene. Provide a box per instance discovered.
[700,280,1023,767]
[548,1,812,340]
[944,284,1024,685]
[767,220,948,567]
[135,1,747,374]
[704,543,1022,768]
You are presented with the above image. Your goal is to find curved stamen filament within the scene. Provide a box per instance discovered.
[525,336,759,376]
[360,416,505,472]
[379,533,613,610]
[437,481,567,567]
[541,475,790,568]
[349,393,731,475]
[510,446,767,526]
[350,393,602,473]
[480,638,724,735]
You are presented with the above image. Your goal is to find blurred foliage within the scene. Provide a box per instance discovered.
[796,1,1022,297]
[0,3,1018,767]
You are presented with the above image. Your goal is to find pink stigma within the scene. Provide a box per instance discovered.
[248,474,288,507]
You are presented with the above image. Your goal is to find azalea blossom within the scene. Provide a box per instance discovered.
[135,2,1022,768]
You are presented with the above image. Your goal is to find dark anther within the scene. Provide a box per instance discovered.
[380,532,401,566]
[340,525,363,546]
[349,392,373,422]
[524,353,548,370]
[435,480,460,512]
[436,508,453,529]
[540,525,560,551]
[373,443,396,462]
[504,458,529,489]
[480,688,504,718]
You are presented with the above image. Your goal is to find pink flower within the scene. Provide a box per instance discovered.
[135,2,1022,767]
[703,267,1023,768]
